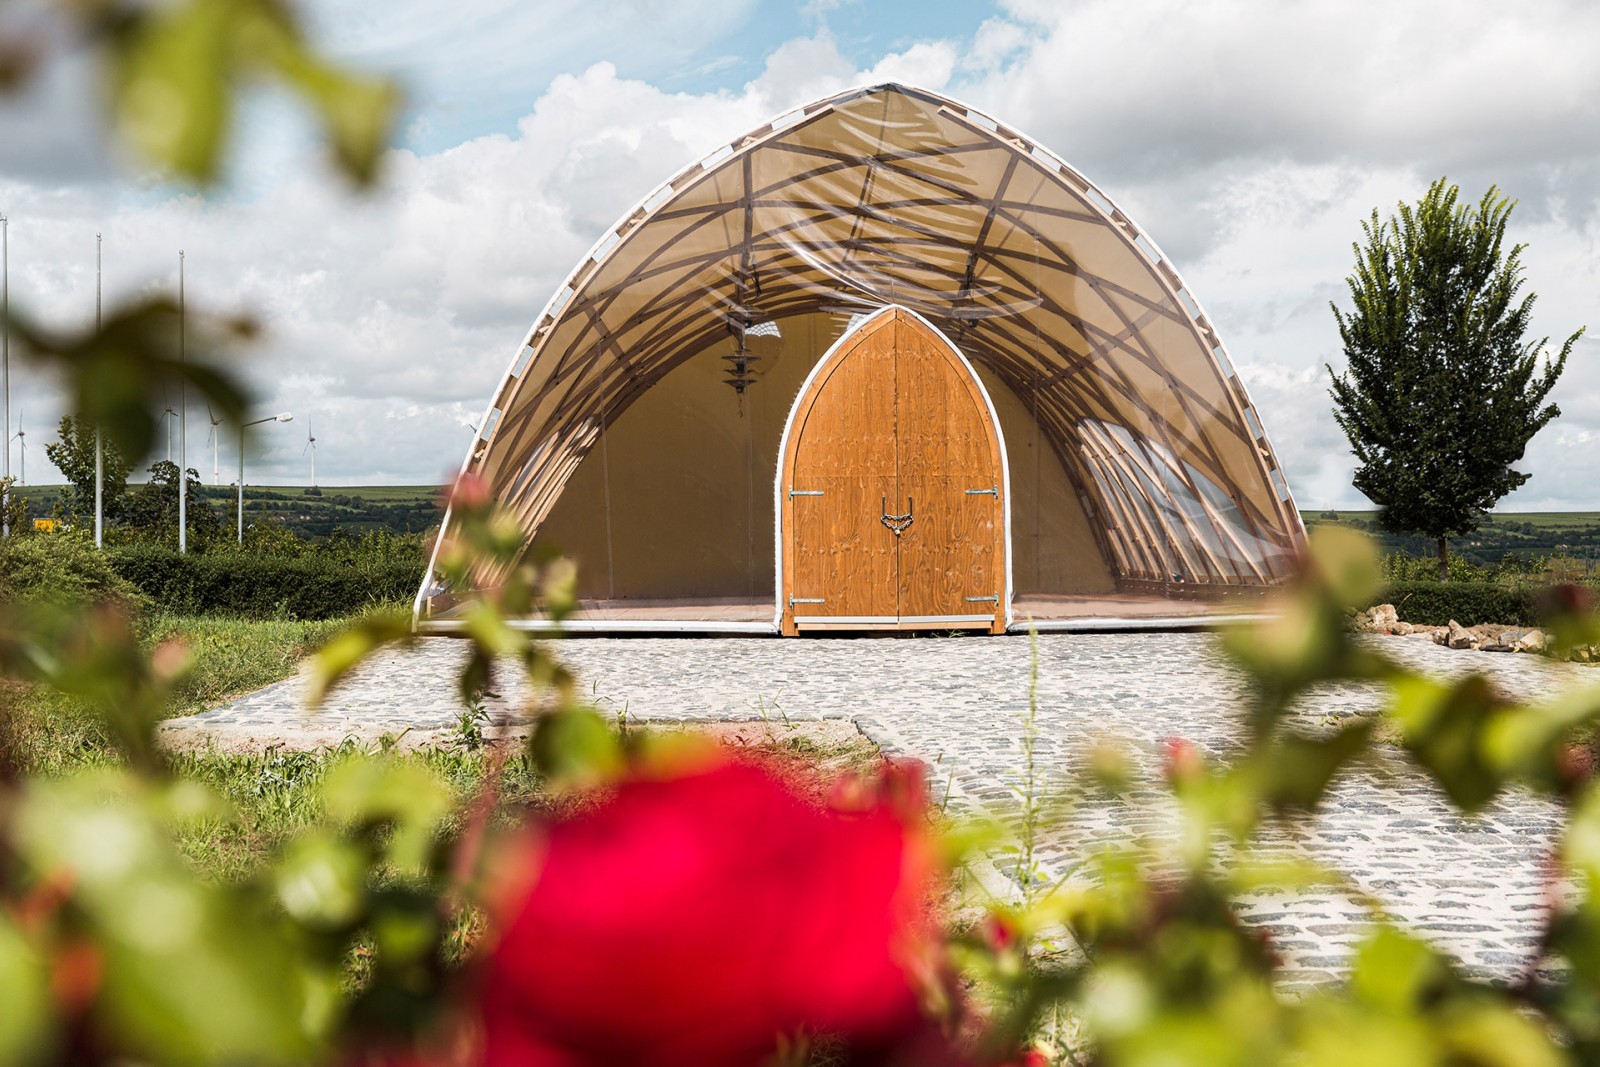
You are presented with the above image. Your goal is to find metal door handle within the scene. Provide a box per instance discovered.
[880,496,914,536]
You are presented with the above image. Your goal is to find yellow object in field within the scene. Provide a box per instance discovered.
[32,519,59,533]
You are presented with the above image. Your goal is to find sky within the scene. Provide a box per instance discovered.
[0,0,1596,510]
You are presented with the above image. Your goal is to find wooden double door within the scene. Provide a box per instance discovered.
[780,307,1006,634]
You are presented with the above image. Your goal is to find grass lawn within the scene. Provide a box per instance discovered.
[0,611,880,886]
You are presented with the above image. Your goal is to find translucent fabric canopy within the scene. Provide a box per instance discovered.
[419,83,1303,622]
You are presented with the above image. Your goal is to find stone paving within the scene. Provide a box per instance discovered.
[161,631,1598,985]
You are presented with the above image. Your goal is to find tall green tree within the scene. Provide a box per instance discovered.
[42,414,132,529]
[1328,178,1584,578]
[123,460,223,545]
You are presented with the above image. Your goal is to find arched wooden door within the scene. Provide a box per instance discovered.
[779,306,1007,634]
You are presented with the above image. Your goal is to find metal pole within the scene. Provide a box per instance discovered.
[237,423,244,544]
[94,233,103,549]
[178,251,187,554]
[2,211,9,539]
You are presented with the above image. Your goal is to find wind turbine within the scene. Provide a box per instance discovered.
[206,404,223,484]
[303,416,317,488]
[10,412,24,486]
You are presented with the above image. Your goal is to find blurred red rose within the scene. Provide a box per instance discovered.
[479,759,955,1067]
[1161,737,1204,785]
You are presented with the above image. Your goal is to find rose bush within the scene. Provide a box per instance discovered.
[476,758,959,1067]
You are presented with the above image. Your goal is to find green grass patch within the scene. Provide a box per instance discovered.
[0,612,351,779]
[0,615,884,888]
[144,613,352,714]
[163,743,549,884]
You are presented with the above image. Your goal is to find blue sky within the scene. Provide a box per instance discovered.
[370,0,999,152]
[302,0,1002,156]
[1,0,1597,509]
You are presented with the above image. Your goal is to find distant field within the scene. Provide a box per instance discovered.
[1305,510,1600,530]
[12,484,446,539]
[1303,510,1600,563]
[254,484,444,503]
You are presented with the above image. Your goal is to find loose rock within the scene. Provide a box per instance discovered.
[1515,629,1547,653]
[1446,619,1477,650]
[1368,603,1399,632]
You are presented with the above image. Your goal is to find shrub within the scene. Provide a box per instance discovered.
[0,535,145,613]
[1381,551,1497,583]
[1373,581,1539,627]
[105,546,422,619]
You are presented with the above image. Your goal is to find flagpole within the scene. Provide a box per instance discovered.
[95,233,103,549]
[178,251,187,554]
[2,211,9,539]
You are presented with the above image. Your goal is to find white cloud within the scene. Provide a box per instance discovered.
[1,0,1595,513]
[942,0,1600,510]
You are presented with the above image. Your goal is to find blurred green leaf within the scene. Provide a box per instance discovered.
[530,706,624,790]
[276,832,367,927]
[91,0,401,186]
[15,770,314,1065]
[272,55,401,187]
[1255,719,1375,813]
[1437,1001,1565,1067]
[1534,584,1600,658]
[0,601,175,771]
[4,297,251,462]
[307,608,415,709]
[1349,927,1448,1010]
[1483,683,1600,794]
[108,0,233,182]
[1388,673,1509,811]
[0,913,53,1065]
[1306,524,1383,608]
[1293,1002,1433,1066]
[1566,784,1600,902]
[321,757,453,872]
[369,895,437,966]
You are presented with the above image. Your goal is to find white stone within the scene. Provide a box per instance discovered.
[1446,619,1477,650]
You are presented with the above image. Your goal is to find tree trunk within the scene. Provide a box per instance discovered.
[1437,536,1449,582]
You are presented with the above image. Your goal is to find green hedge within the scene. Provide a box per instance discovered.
[106,546,422,619]
[0,536,146,613]
[1373,581,1539,627]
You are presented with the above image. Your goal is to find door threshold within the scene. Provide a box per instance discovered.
[794,614,996,631]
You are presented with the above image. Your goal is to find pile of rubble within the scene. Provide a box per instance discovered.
[1349,603,1555,654]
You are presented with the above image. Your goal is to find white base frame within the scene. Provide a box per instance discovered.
[414,613,1265,636]
[1010,613,1269,633]
[418,618,777,635]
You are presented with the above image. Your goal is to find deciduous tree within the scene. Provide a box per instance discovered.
[42,414,131,528]
[123,460,223,544]
[1329,179,1583,578]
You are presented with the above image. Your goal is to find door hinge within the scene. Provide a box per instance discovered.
[965,485,998,496]
[789,487,824,498]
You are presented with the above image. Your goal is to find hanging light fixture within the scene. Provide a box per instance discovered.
[723,320,780,415]
[723,334,759,412]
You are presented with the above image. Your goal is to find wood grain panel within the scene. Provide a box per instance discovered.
[781,306,1004,633]
[892,314,1005,630]
[785,315,898,631]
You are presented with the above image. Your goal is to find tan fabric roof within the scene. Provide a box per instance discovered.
[427,83,1302,606]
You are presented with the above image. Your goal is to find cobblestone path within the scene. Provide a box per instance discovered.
[163,632,1595,985]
